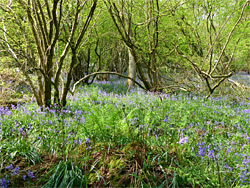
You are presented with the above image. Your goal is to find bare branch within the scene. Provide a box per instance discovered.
[210,0,249,74]
[36,0,49,46]
[75,0,97,49]
[72,71,146,94]
[79,4,103,49]
[2,18,17,59]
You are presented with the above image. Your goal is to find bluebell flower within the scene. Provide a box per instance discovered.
[239,169,248,182]
[76,138,81,145]
[138,125,144,131]
[27,170,35,179]
[206,148,215,159]
[23,175,27,181]
[5,164,13,171]
[177,136,188,144]
[63,138,68,144]
[153,131,158,139]
[163,116,168,123]
[242,157,250,167]
[197,142,206,158]
[84,137,90,144]
[80,117,85,123]
[14,121,18,127]
[86,146,92,150]
[18,127,24,133]
[84,137,91,150]
[0,176,9,188]
[10,167,20,176]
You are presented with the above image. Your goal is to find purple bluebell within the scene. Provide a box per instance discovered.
[84,137,91,150]
[27,170,35,179]
[5,164,13,171]
[197,142,206,158]
[80,117,85,123]
[84,137,90,144]
[23,175,27,181]
[10,167,20,176]
[86,146,92,150]
[177,136,188,144]
[0,177,9,188]
[76,138,81,145]
[163,116,168,123]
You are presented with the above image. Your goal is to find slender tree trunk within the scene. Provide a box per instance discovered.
[61,47,77,107]
[150,52,159,90]
[44,54,53,107]
[128,47,136,87]
[44,77,52,107]
[37,71,44,104]
[130,48,151,90]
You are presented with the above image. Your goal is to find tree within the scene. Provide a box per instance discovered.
[1,0,249,104]
[105,0,165,91]
[1,0,97,107]
[173,0,250,97]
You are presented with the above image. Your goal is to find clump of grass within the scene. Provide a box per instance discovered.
[41,160,86,188]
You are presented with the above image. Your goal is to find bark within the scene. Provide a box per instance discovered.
[127,47,136,87]
[44,54,53,107]
[130,48,151,90]
[61,47,77,107]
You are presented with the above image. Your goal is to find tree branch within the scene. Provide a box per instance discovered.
[72,71,146,94]
[210,0,249,74]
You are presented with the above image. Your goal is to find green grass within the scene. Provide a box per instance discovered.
[1,81,250,187]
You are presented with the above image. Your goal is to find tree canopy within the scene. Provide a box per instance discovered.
[0,0,249,107]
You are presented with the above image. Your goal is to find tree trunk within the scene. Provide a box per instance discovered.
[44,76,52,107]
[44,55,53,107]
[37,71,44,106]
[130,48,151,90]
[61,48,77,107]
[128,47,136,87]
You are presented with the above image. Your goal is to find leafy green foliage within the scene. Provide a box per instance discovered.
[1,80,250,187]
[1,0,250,187]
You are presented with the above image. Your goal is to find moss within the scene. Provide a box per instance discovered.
[88,172,98,184]
[122,141,146,158]
[106,155,127,186]
[75,142,149,186]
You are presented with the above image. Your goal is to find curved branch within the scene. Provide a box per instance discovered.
[72,71,146,94]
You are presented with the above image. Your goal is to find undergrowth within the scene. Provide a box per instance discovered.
[1,80,250,187]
